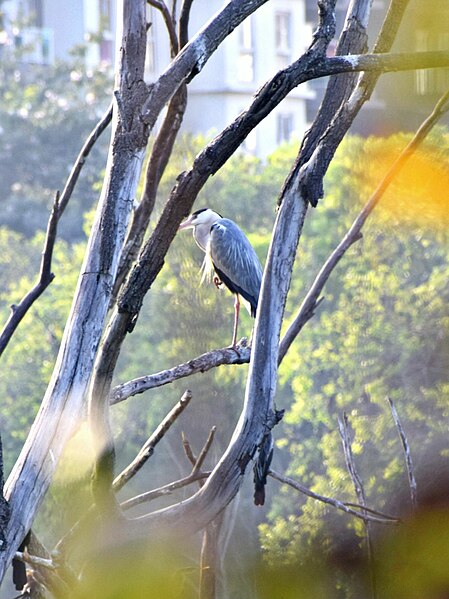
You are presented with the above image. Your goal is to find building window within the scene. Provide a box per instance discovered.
[275,12,291,69]
[276,113,294,145]
[237,18,254,82]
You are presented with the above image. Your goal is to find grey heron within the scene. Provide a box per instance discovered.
[179,208,263,347]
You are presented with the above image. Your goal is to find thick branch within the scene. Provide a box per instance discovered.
[0,2,149,582]
[141,0,271,129]
[179,0,194,48]
[112,82,188,298]
[110,345,251,404]
[291,0,413,207]
[298,0,372,165]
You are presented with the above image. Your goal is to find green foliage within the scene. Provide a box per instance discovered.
[262,131,449,566]
[1,124,449,596]
[0,49,111,240]
[0,229,83,473]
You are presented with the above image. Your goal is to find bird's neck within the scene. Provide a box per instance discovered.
[193,223,212,252]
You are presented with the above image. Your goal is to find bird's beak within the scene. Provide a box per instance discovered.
[178,215,194,231]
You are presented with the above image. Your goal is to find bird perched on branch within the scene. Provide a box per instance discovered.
[179,208,263,347]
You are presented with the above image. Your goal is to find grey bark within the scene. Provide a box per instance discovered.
[0,1,149,580]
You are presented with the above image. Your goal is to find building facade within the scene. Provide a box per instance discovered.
[3,1,445,152]
[147,0,313,157]
[305,0,449,136]
[1,0,313,158]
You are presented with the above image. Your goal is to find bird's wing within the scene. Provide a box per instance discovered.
[208,219,263,313]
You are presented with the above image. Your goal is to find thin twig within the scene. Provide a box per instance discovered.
[182,431,197,467]
[182,427,217,490]
[0,192,59,357]
[192,427,216,475]
[278,85,449,363]
[148,0,179,55]
[178,0,194,48]
[268,470,399,525]
[0,102,113,359]
[338,415,367,506]
[387,397,418,510]
[113,390,192,491]
[110,345,250,404]
[120,470,211,510]
[14,551,56,571]
[338,414,377,599]
[58,103,113,215]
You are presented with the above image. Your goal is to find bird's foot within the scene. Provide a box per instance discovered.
[213,275,223,289]
[229,336,247,351]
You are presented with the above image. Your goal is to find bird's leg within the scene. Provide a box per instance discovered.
[232,295,240,347]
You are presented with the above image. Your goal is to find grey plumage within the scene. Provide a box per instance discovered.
[179,208,263,345]
[208,219,262,316]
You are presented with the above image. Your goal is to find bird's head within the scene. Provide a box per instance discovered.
[178,208,222,231]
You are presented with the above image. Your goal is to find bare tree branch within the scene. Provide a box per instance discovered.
[113,390,192,492]
[14,552,56,571]
[122,427,217,511]
[112,0,192,298]
[58,103,113,216]
[192,427,217,476]
[0,2,150,580]
[279,85,449,362]
[283,0,414,208]
[0,100,113,359]
[89,0,273,519]
[338,414,368,512]
[338,414,376,599]
[182,431,198,468]
[387,397,418,510]
[140,0,271,129]
[110,345,251,405]
[298,0,372,166]
[120,470,211,510]
[148,0,179,55]
[0,193,59,358]
[179,0,194,48]
[0,434,10,552]
[269,470,398,525]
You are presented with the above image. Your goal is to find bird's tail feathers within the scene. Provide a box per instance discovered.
[200,253,214,285]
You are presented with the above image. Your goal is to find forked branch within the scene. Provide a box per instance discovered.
[269,469,399,525]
